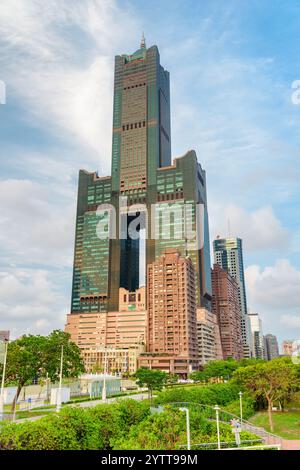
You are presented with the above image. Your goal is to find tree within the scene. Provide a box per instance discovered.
[4,335,47,411]
[191,359,239,382]
[42,330,85,382]
[135,367,168,404]
[2,330,84,411]
[92,363,104,374]
[233,358,299,432]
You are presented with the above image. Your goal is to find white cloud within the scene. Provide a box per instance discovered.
[280,315,300,329]
[0,179,75,267]
[245,259,300,340]
[0,268,67,338]
[0,0,138,165]
[210,203,289,252]
[245,259,300,310]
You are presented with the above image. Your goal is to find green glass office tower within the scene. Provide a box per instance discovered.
[70,39,212,319]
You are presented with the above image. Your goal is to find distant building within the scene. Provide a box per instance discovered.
[139,249,199,376]
[213,237,252,357]
[82,345,145,375]
[248,313,264,359]
[0,331,9,342]
[211,264,244,360]
[282,340,294,356]
[197,308,223,366]
[263,334,279,360]
[66,287,147,371]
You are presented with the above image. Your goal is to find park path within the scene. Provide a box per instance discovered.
[281,440,300,450]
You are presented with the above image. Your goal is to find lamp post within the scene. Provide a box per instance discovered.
[102,349,107,402]
[0,340,8,421]
[214,405,221,450]
[56,345,64,413]
[179,407,191,450]
[239,391,243,426]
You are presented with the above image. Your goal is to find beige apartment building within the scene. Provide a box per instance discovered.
[65,287,147,372]
[139,249,199,376]
[82,344,145,375]
[282,340,294,356]
[197,308,223,366]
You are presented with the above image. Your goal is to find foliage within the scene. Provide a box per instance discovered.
[42,330,85,382]
[233,357,300,431]
[223,395,255,420]
[155,382,241,407]
[0,330,84,410]
[0,399,150,450]
[189,358,265,382]
[135,367,168,402]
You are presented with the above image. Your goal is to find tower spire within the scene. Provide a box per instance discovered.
[140,32,146,49]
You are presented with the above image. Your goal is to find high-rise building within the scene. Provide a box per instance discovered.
[282,340,294,356]
[213,237,252,357]
[197,308,223,366]
[248,313,264,359]
[139,249,198,376]
[66,39,213,365]
[0,331,9,342]
[263,334,279,361]
[211,264,244,361]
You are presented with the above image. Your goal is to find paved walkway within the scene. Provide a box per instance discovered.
[282,440,300,450]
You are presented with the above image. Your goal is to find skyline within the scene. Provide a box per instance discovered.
[0,0,299,344]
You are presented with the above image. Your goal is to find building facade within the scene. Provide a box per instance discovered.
[0,331,9,342]
[82,345,145,375]
[263,334,279,361]
[248,313,264,359]
[69,39,212,320]
[213,237,252,357]
[140,249,199,375]
[211,264,244,360]
[197,308,223,366]
[66,39,213,372]
[282,340,294,356]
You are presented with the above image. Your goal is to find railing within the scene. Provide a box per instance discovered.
[165,402,283,448]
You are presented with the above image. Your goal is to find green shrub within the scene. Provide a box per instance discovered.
[223,396,255,420]
[155,382,240,407]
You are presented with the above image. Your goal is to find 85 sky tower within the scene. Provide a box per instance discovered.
[67,38,213,345]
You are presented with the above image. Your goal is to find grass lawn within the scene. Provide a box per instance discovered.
[250,409,300,440]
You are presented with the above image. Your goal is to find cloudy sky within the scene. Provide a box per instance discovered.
[0,0,299,348]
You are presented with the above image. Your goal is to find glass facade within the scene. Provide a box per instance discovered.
[70,41,213,317]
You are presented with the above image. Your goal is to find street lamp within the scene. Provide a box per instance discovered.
[239,391,243,426]
[179,407,191,450]
[0,340,8,421]
[214,405,221,450]
[56,345,64,413]
[102,349,107,402]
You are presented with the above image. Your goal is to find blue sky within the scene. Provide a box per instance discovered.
[0,0,299,348]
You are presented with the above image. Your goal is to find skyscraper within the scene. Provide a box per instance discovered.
[66,39,213,352]
[248,313,264,359]
[263,334,279,361]
[213,237,252,357]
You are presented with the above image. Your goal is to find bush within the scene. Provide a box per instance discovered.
[223,396,255,420]
[0,399,151,451]
[155,382,240,407]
